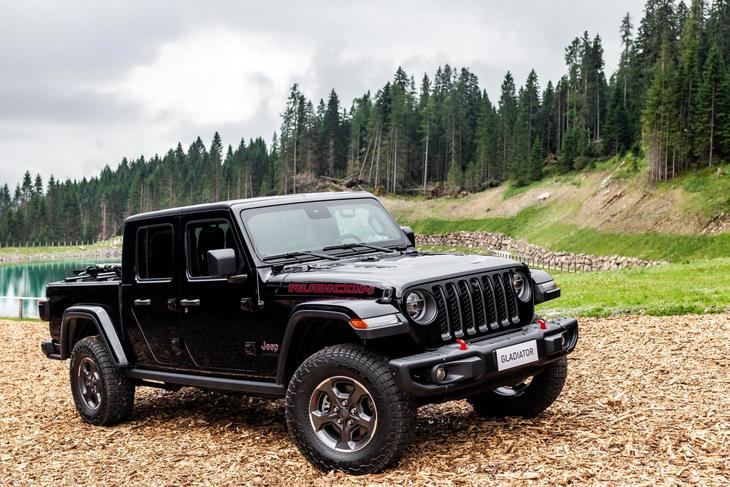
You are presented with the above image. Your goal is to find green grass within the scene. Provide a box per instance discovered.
[671,162,730,217]
[0,239,121,260]
[418,244,730,318]
[408,206,730,262]
[501,181,536,200]
[539,258,730,317]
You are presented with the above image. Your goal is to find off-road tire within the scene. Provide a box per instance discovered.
[69,336,135,425]
[285,343,416,474]
[468,356,568,418]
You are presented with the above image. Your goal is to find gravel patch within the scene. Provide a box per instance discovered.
[1,315,728,485]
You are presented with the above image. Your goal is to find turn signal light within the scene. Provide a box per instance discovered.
[350,318,368,329]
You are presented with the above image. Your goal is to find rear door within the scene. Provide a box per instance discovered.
[178,211,258,374]
[122,218,193,369]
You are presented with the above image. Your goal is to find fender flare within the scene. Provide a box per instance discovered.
[60,305,129,366]
[275,300,409,385]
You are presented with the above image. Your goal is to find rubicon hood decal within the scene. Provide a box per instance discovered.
[287,283,376,295]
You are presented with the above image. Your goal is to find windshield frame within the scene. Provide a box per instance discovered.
[236,196,408,265]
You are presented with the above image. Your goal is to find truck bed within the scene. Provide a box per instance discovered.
[46,264,122,340]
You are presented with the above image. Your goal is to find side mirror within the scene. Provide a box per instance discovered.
[401,226,416,248]
[207,248,237,276]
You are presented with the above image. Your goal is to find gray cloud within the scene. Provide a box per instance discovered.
[0,0,643,188]
[0,86,145,123]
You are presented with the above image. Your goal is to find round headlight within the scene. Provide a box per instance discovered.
[512,272,532,302]
[405,291,426,321]
[404,289,438,324]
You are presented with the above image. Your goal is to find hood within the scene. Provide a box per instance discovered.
[272,252,520,296]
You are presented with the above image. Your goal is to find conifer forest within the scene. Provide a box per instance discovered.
[1,0,729,242]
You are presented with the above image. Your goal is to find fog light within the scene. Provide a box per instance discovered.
[434,365,447,382]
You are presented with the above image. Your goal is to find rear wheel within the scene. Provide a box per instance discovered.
[468,356,568,418]
[69,336,135,425]
[285,343,415,474]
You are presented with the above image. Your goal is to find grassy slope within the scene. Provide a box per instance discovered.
[391,159,730,262]
[403,159,730,317]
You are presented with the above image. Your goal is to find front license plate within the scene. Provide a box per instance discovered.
[495,340,539,371]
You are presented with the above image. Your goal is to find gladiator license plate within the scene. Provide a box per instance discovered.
[495,340,539,371]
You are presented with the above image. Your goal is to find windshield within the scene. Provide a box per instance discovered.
[241,198,406,260]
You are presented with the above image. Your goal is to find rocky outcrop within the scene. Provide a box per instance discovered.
[417,231,667,272]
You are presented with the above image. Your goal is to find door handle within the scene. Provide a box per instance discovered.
[179,298,200,307]
[133,299,151,307]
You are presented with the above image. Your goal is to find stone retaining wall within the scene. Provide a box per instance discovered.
[417,231,666,272]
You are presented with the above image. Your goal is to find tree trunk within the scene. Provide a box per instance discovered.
[293,128,298,193]
[374,126,382,188]
[393,127,398,193]
[709,84,715,167]
[596,84,600,141]
[423,123,429,193]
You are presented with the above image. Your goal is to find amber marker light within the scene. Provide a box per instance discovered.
[350,318,368,329]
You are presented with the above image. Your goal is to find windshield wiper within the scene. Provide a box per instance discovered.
[262,250,339,262]
[322,242,398,254]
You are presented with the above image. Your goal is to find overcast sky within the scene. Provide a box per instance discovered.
[0,0,644,189]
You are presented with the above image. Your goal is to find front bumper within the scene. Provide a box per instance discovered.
[389,318,578,398]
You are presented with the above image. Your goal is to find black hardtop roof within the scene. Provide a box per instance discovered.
[125,191,376,223]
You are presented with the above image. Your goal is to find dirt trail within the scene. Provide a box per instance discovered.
[1,315,728,485]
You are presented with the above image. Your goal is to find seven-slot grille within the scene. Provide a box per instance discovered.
[430,271,523,343]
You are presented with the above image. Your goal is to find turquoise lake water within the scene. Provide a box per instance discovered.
[0,260,113,318]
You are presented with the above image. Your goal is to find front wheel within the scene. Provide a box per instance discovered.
[69,336,135,425]
[285,344,415,474]
[468,356,568,418]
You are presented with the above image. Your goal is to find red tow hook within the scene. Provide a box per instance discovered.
[456,339,468,351]
[536,318,547,330]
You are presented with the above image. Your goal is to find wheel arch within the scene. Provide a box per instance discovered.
[275,300,410,386]
[276,309,359,386]
[60,305,129,366]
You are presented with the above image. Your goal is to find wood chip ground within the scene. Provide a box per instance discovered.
[1,315,728,485]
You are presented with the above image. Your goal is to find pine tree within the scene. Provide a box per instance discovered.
[418,74,434,192]
[540,81,557,156]
[607,13,640,154]
[695,40,724,165]
[473,91,498,185]
[707,0,730,65]
[643,36,679,181]
[676,0,705,168]
[497,72,517,180]
[528,136,544,181]
[208,132,223,201]
[323,89,344,178]
[21,171,32,204]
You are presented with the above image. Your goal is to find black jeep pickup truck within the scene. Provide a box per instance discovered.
[39,191,578,474]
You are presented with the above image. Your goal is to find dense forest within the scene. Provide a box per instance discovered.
[1,0,729,243]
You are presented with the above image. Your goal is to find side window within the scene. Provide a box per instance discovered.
[186,220,240,278]
[136,224,174,281]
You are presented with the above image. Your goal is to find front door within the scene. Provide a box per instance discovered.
[179,213,257,374]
